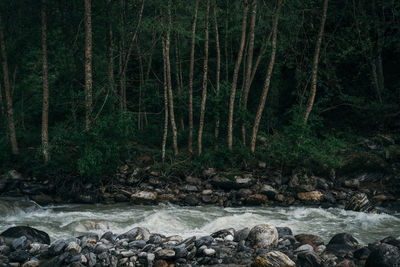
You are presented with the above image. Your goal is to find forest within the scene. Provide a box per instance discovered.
[0,0,399,181]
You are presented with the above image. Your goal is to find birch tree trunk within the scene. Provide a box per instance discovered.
[303,0,328,124]
[213,0,221,145]
[84,0,93,130]
[161,39,169,162]
[250,0,282,153]
[188,0,199,154]
[41,0,50,162]
[227,0,249,150]
[198,0,210,155]
[0,11,18,154]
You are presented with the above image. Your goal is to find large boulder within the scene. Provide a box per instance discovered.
[248,224,278,249]
[365,243,400,267]
[345,193,378,213]
[1,226,50,245]
[251,251,295,267]
[130,191,157,205]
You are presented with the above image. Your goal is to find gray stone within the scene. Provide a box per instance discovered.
[66,242,82,254]
[248,224,278,249]
[295,244,314,253]
[155,249,175,259]
[234,227,250,242]
[203,248,216,256]
[12,236,30,250]
[130,191,157,205]
[118,227,150,242]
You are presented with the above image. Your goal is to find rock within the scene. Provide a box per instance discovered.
[155,249,175,259]
[154,259,168,267]
[22,260,39,267]
[381,236,400,248]
[344,179,360,189]
[118,227,150,242]
[7,170,23,180]
[66,242,82,254]
[365,243,400,267]
[211,228,235,239]
[248,224,278,249]
[157,194,178,204]
[186,176,202,185]
[295,244,314,253]
[12,236,30,250]
[8,250,30,262]
[235,227,250,242]
[297,191,324,201]
[130,191,157,205]
[326,233,359,256]
[30,194,54,205]
[259,185,278,199]
[174,245,188,258]
[121,250,135,257]
[211,174,254,190]
[195,236,213,247]
[20,183,46,195]
[289,169,317,192]
[345,192,379,213]
[335,260,355,267]
[251,251,295,267]
[1,226,50,245]
[184,194,200,206]
[276,227,293,238]
[203,248,216,256]
[245,194,267,205]
[353,247,370,260]
[94,244,109,254]
[297,251,323,267]
[203,168,217,177]
[295,234,324,246]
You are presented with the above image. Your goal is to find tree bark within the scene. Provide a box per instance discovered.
[303,0,328,124]
[41,0,50,162]
[227,0,249,150]
[188,0,199,154]
[0,84,4,123]
[198,0,210,155]
[161,39,169,163]
[166,0,179,156]
[213,0,221,146]
[250,0,282,153]
[84,0,93,130]
[241,0,258,146]
[0,11,18,154]
[107,0,115,94]
[224,0,229,82]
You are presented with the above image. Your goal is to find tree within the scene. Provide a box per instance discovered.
[41,0,50,162]
[250,0,283,153]
[188,0,199,153]
[227,0,249,150]
[84,0,93,130]
[212,0,221,145]
[0,10,18,155]
[161,38,169,162]
[198,0,210,155]
[107,0,115,94]
[303,0,328,124]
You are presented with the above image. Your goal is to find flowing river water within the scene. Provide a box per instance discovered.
[1,199,400,245]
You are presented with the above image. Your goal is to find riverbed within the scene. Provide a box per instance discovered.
[1,200,399,244]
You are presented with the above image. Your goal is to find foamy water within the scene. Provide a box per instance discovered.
[1,200,399,244]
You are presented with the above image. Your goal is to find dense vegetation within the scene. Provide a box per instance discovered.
[0,0,399,181]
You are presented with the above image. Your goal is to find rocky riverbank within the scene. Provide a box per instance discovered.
[0,223,399,267]
[1,165,399,213]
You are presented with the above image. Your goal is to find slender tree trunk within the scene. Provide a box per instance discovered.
[227,0,249,150]
[84,0,93,130]
[0,84,4,122]
[174,33,182,131]
[161,39,169,163]
[303,0,328,124]
[250,0,282,153]
[41,0,50,162]
[118,0,126,111]
[241,0,258,146]
[107,0,115,94]
[198,0,210,155]
[188,0,199,153]
[224,0,229,82]
[213,0,221,145]
[376,53,384,95]
[0,11,18,154]
[137,41,144,130]
[166,0,178,156]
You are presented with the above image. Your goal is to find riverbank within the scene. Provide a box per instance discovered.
[1,222,399,267]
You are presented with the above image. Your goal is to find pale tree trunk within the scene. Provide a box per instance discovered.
[250,0,282,153]
[188,0,199,154]
[136,42,144,130]
[227,0,249,150]
[107,0,115,94]
[166,0,179,156]
[0,11,18,154]
[198,0,210,155]
[41,0,50,162]
[224,0,229,82]
[212,0,221,146]
[161,39,169,163]
[84,0,93,130]
[241,0,258,146]
[303,0,328,124]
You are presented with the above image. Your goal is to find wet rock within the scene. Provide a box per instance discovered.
[12,236,31,250]
[8,250,30,262]
[155,249,175,259]
[94,244,109,254]
[245,194,267,205]
[174,245,188,258]
[248,224,278,249]
[66,242,82,254]
[203,248,216,256]
[381,236,400,248]
[297,251,323,267]
[295,244,314,253]
[211,228,235,239]
[297,191,323,201]
[365,243,400,267]
[251,251,295,267]
[295,234,324,246]
[335,259,355,267]
[1,226,50,245]
[195,236,213,247]
[259,185,278,199]
[118,227,150,242]
[22,260,39,267]
[326,233,359,256]
[100,232,114,242]
[276,227,293,238]
[353,247,370,260]
[184,194,200,206]
[130,191,157,205]
[235,227,250,242]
